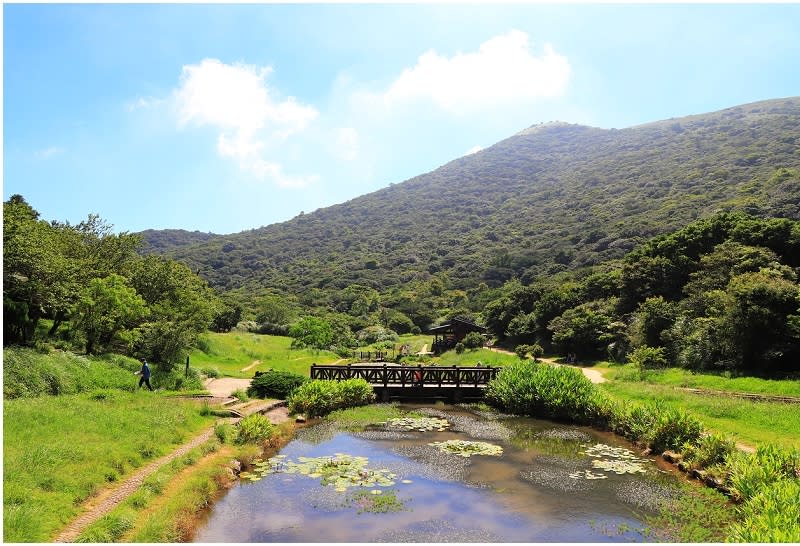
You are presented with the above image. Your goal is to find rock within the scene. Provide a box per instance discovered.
[677,461,689,472]
[228,459,242,474]
[662,450,682,464]
[691,468,707,481]
[295,415,307,423]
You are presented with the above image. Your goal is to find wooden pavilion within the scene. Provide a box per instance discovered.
[427,318,487,354]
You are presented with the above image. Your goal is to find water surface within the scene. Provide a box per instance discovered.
[195,405,680,542]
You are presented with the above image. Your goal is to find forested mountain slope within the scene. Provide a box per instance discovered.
[141,97,800,294]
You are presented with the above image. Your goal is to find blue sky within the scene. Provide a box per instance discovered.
[4,3,800,235]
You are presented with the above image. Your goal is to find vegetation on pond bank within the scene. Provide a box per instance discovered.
[484,361,800,542]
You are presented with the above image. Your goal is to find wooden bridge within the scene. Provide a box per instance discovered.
[310,364,498,402]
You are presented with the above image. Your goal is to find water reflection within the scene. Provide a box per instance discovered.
[195,405,680,542]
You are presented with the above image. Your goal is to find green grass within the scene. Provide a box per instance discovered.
[325,403,419,429]
[599,381,800,450]
[434,347,520,367]
[3,392,214,542]
[190,332,341,378]
[606,364,800,397]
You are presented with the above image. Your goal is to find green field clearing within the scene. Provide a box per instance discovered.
[3,392,213,542]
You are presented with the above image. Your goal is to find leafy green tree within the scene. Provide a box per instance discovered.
[255,292,296,326]
[721,270,800,374]
[73,274,148,354]
[630,296,678,350]
[3,196,77,343]
[211,303,242,333]
[548,301,614,359]
[289,316,334,350]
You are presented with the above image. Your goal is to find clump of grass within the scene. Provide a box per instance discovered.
[235,414,274,445]
[727,478,800,542]
[287,378,375,418]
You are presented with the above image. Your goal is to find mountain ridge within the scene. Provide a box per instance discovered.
[139,97,800,295]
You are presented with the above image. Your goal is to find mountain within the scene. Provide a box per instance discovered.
[139,97,800,295]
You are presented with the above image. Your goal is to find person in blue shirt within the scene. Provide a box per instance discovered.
[135,358,153,391]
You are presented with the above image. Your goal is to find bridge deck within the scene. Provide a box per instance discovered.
[310,364,497,400]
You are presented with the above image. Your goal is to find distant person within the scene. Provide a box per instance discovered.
[414,368,423,387]
[135,358,153,391]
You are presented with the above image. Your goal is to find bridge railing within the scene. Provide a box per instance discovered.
[310,364,498,387]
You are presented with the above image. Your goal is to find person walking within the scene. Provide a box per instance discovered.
[135,358,154,391]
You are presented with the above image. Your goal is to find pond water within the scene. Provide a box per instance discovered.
[194,404,683,542]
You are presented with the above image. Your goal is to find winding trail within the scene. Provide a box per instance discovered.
[53,381,289,543]
[487,347,606,384]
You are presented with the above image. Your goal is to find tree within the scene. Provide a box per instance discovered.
[721,270,800,374]
[289,317,333,350]
[73,274,148,354]
[548,301,614,359]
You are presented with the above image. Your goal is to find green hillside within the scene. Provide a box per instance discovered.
[141,98,800,298]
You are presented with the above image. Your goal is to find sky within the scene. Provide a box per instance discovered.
[4,3,800,235]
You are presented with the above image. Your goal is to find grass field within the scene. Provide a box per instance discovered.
[605,364,800,397]
[599,381,800,450]
[190,332,343,378]
[3,391,214,542]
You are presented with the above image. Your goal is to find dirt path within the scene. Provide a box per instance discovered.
[240,359,261,372]
[487,348,607,384]
[54,380,289,543]
[53,428,216,543]
[203,377,252,397]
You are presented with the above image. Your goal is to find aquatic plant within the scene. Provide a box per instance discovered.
[385,417,450,432]
[348,489,408,514]
[240,453,410,493]
[428,439,503,457]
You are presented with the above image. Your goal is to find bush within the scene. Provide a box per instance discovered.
[726,444,800,502]
[485,362,605,424]
[682,433,736,470]
[235,414,274,445]
[646,407,703,454]
[200,366,221,378]
[727,478,800,542]
[628,345,668,371]
[462,331,485,349]
[355,325,399,344]
[287,378,375,418]
[529,343,544,361]
[514,344,531,360]
[455,342,465,354]
[247,370,309,399]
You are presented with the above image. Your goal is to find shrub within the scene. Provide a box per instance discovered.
[214,423,236,444]
[646,407,703,454]
[485,362,603,424]
[462,331,485,350]
[682,433,736,470]
[628,345,668,371]
[287,378,375,418]
[231,389,249,402]
[235,414,274,445]
[200,366,221,378]
[455,342,465,354]
[514,344,531,360]
[529,343,544,361]
[247,370,309,399]
[726,444,800,502]
[727,479,800,542]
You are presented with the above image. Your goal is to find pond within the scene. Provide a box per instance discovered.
[194,404,685,542]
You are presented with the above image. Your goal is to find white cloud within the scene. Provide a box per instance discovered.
[334,127,359,161]
[173,58,318,185]
[383,30,570,113]
[34,146,65,159]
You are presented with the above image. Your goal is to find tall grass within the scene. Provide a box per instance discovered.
[599,381,800,449]
[3,347,203,398]
[287,378,375,417]
[3,392,214,542]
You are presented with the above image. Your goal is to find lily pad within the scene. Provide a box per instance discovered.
[428,439,503,457]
